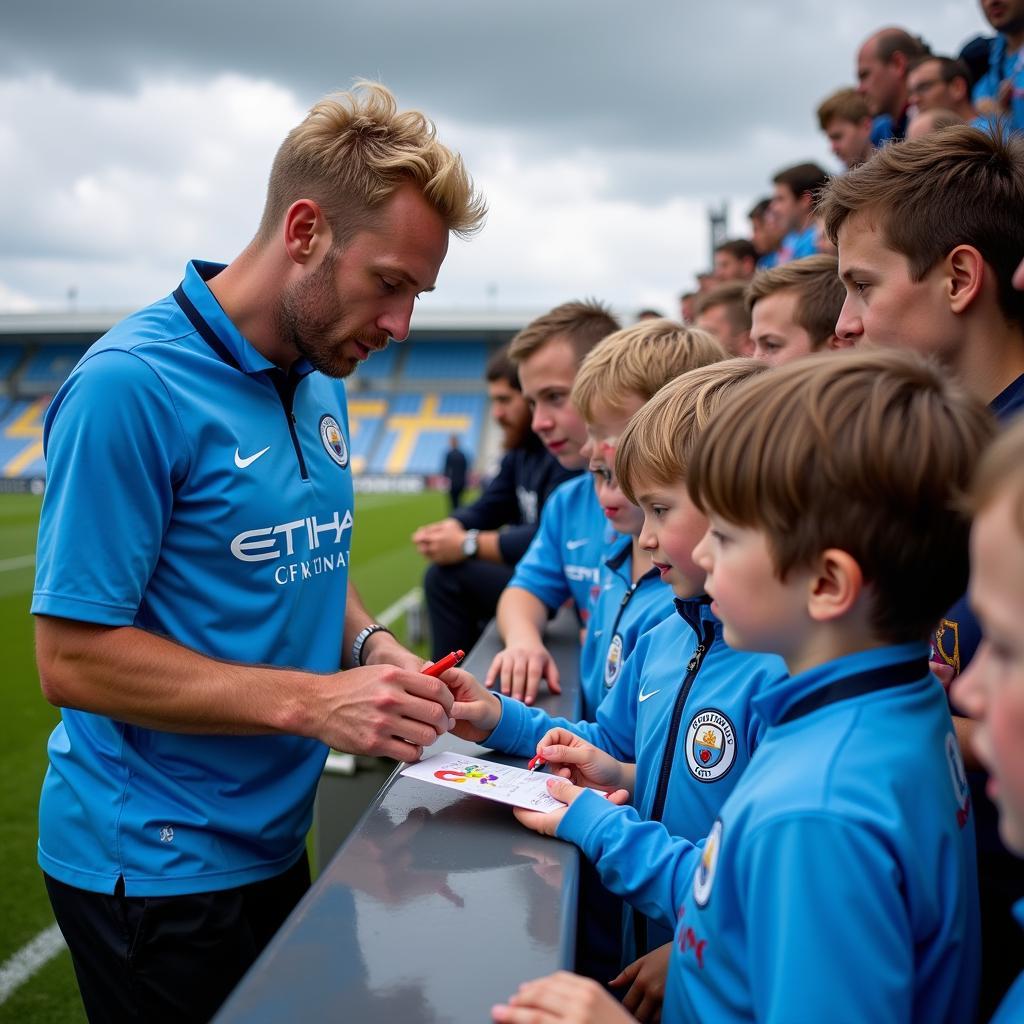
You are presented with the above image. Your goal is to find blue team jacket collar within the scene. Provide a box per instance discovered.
[182,260,314,377]
[751,641,930,727]
[604,535,633,572]
[672,594,717,634]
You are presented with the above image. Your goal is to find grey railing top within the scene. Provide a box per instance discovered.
[215,614,582,1024]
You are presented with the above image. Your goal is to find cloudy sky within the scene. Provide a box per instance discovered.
[0,1,990,319]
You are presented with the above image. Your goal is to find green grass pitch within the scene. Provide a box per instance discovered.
[0,488,449,1022]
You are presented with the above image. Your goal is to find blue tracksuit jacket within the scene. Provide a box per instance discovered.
[561,644,980,1023]
[577,536,672,720]
[488,597,787,962]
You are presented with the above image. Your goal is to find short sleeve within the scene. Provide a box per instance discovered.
[32,350,190,625]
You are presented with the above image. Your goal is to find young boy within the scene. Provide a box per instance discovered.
[496,349,991,1024]
[451,360,786,987]
[568,319,725,720]
[953,416,1024,1023]
[819,123,1024,1012]
[745,255,850,366]
[485,300,619,705]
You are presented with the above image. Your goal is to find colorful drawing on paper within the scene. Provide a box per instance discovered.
[433,765,499,786]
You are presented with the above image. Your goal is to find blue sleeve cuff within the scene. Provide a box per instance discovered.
[485,694,552,757]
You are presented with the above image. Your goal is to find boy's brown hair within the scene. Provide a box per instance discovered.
[745,255,845,349]
[816,88,871,130]
[507,300,620,366]
[571,320,726,421]
[818,124,1024,327]
[616,359,770,504]
[695,282,752,331]
[687,349,995,643]
[969,416,1024,538]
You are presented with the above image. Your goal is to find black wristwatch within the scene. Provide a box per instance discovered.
[351,624,393,667]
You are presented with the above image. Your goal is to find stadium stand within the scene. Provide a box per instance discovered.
[0,344,25,384]
[18,344,88,396]
[0,397,48,477]
[402,340,489,380]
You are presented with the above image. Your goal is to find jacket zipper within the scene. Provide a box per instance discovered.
[268,368,309,481]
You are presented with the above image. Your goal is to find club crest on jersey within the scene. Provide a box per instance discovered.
[945,731,971,829]
[693,818,722,907]
[319,414,349,468]
[604,633,624,690]
[685,708,737,782]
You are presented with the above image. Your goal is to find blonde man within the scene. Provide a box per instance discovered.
[745,255,851,365]
[33,81,484,1021]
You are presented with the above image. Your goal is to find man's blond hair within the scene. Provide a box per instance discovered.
[507,300,620,367]
[257,81,486,245]
[687,349,994,643]
[571,320,725,422]
[745,255,845,349]
[616,359,769,504]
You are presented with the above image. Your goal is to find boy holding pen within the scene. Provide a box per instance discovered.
[450,360,787,1008]
[496,349,989,1024]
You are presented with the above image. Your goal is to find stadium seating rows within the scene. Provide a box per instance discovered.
[0,340,493,479]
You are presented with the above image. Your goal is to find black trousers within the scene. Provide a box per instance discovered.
[424,558,515,659]
[45,852,310,1024]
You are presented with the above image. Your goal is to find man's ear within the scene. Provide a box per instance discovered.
[807,548,863,623]
[282,199,329,266]
[946,245,985,315]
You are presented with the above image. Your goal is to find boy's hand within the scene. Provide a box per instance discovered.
[443,667,502,743]
[492,970,633,1024]
[512,776,629,836]
[610,943,672,1022]
[535,728,632,794]
[485,642,561,705]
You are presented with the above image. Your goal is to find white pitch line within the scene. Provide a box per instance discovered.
[0,923,66,1004]
[0,553,35,573]
[378,586,422,627]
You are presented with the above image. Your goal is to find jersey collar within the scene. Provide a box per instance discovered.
[751,641,931,728]
[180,260,314,377]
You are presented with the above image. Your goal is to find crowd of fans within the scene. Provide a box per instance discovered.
[416,8,1024,1024]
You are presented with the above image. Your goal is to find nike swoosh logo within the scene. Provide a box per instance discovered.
[234,445,271,469]
[566,538,588,550]
[638,687,661,703]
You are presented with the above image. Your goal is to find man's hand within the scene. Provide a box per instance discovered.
[485,641,561,705]
[444,667,503,742]
[492,971,633,1024]
[412,518,467,565]
[318,664,454,763]
[535,728,632,794]
[610,943,672,1022]
[512,776,628,837]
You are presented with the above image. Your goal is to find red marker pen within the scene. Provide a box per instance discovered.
[422,649,465,677]
[528,754,547,772]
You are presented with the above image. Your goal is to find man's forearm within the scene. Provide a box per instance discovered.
[36,616,325,737]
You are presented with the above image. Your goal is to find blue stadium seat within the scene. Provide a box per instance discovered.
[347,392,389,474]
[0,345,25,382]
[402,342,488,381]
[19,345,87,393]
[0,397,48,477]
[369,392,485,474]
[352,343,400,380]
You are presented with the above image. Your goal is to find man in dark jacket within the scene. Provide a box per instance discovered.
[413,346,577,658]
[442,434,468,510]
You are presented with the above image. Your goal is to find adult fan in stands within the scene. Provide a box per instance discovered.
[414,345,577,660]
[32,81,485,1023]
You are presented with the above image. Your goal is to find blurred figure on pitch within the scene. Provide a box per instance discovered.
[443,433,468,510]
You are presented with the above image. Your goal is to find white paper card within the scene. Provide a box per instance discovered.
[401,752,569,814]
